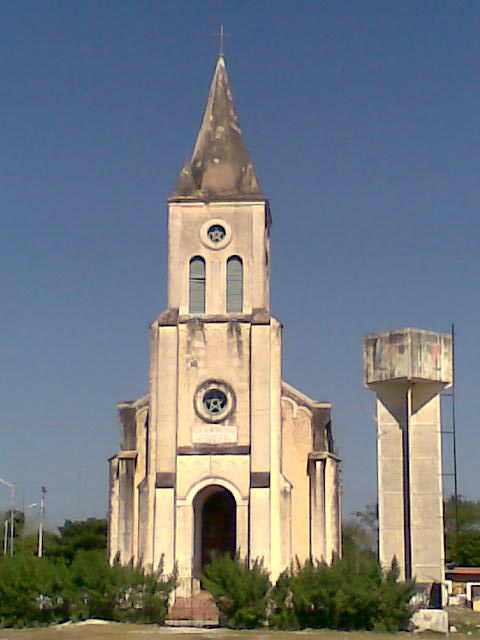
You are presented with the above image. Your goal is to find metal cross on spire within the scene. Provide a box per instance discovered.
[217,24,231,56]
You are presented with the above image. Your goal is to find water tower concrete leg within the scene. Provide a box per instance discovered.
[376,384,445,585]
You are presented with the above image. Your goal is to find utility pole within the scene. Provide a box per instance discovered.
[451,324,459,539]
[3,520,8,555]
[0,477,15,557]
[9,484,14,557]
[38,486,46,558]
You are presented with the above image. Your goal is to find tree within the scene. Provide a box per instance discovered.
[345,497,480,568]
[45,517,107,564]
[445,496,480,567]
[342,503,378,560]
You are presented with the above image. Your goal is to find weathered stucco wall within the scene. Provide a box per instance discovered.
[364,328,452,384]
[281,398,311,564]
[177,320,251,448]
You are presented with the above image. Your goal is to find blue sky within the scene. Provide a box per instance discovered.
[1,1,479,526]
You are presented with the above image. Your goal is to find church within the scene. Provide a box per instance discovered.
[108,55,341,594]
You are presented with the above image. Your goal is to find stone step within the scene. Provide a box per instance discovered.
[166,590,220,627]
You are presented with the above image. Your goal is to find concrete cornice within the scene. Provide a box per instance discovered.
[152,308,278,327]
[117,393,149,410]
[308,451,341,463]
[108,449,138,462]
[168,196,268,205]
[281,380,331,410]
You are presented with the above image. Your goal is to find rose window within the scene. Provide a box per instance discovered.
[194,380,235,423]
[203,389,227,415]
[207,224,226,243]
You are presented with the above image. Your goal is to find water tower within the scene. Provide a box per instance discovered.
[363,328,452,586]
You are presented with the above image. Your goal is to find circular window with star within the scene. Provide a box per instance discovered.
[194,380,235,423]
[200,218,232,251]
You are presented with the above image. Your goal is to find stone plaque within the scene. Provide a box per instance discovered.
[192,425,238,444]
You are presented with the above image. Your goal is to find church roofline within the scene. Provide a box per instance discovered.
[281,380,331,410]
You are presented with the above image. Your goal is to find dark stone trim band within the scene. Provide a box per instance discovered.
[177,445,250,456]
[250,472,270,488]
[155,472,176,488]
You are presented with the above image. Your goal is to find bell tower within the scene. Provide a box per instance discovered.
[167,55,270,317]
[144,55,279,589]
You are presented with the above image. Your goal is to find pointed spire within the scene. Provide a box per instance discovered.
[172,158,197,197]
[171,56,263,200]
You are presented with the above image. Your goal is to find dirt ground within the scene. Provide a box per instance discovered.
[0,624,417,640]
[0,626,418,640]
[1,609,479,640]
[447,606,480,634]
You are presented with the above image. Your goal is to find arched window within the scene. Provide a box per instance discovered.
[189,257,205,314]
[226,256,243,313]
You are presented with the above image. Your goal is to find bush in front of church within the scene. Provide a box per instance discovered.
[269,554,415,631]
[0,539,175,627]
[62,549,175,624]
[202,553,271,628]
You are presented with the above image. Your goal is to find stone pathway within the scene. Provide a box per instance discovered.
[166,590,220,627]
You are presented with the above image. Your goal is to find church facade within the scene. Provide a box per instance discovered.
[108,56,341,591]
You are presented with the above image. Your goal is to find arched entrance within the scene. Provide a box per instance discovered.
[193,484,236,576]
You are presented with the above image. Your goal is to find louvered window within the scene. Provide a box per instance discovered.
[189,257,205,314]
[226,256,243,313]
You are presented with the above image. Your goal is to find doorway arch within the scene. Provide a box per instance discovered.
[193,484,236,577]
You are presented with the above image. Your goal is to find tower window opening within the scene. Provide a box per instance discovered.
[226,256,243,313]
[189,256,206,314]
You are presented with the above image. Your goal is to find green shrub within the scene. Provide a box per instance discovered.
[123,570,174,623]
[0,553,68,627]
[202,553,271,628]
[0,548,174,628]
[269,555,415,631]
